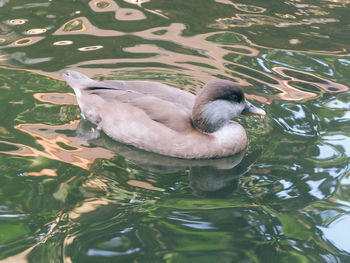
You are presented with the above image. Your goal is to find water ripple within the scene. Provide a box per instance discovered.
[1,1,350,262]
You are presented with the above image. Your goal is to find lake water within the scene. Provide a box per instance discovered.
[1,0,350,262]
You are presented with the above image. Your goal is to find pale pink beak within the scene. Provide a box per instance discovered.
[242,100,266,117]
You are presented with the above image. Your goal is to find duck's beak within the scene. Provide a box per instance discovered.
[242,100,266,117]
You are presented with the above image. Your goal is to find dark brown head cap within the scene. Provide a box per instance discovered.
[196,80,245,104]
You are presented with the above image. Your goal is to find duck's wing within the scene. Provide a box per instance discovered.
[63,70,196,133]
[100,80,195,112]
[84,82,195,133]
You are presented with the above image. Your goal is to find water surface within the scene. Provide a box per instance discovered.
[0,0,350,262]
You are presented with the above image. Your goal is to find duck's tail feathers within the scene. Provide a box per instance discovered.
[63,70,97,92]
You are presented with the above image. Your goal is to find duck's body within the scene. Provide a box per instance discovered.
[63,70,265,159]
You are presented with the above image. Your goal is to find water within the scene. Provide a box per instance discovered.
[0,0,350,262]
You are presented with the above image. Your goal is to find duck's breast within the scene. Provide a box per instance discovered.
[210,122,247,156]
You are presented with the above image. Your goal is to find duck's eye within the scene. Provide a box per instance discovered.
[230,94,238,101]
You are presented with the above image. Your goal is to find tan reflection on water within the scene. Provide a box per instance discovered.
[33,92,77,105]
[53,40,74,46]
[13,121,114,170]
[127,179,164,191]
[214,0,266,13]
[90,0,168,19]
[213,14,339,29]
[2,3,350,259]
[0,116,113,171]
[9,37,45,47]
[27,168,58,177]
[0,247,34,263]
[26,28,47,35]
[54,17,123,37]
[69,198,110,219]
[89,0,146,21]
[58,20,346,102]
[273,67,348,93]
[8,19,27,25]
[3,1,349,104]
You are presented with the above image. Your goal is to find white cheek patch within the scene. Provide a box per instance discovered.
[203,100,245,125]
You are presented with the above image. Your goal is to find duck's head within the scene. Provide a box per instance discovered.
[192,80,265,133]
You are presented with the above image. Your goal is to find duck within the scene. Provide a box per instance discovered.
[63,70,265,159]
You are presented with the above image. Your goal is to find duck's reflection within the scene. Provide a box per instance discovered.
[77,118,248,197]
[189,165,241,197]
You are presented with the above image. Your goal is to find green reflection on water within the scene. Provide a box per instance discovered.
[0,0,350,262]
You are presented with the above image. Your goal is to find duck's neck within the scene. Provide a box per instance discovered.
[192,99,244,133]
